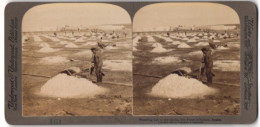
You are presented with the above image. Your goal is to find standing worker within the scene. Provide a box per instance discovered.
[201,47,214,84]
[90,47,103,83]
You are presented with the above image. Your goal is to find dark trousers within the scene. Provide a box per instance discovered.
[205,67,213,84]
[95,67,102,83]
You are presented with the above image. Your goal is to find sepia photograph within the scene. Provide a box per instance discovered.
[133,3,240,115]
[22,3,132,116]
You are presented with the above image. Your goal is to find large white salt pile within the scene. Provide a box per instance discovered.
[103,60,132,71]
[214,60,240,71]
[195,42,209,46]
[65,43,78,48]
[150,74,217,98]
[40,56,69,64]
[40,74,107,98]
[147,35,156,42]
[177,43,191,48]
[152,56,181,64]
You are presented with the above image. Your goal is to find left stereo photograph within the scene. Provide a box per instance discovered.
[22,3,133,116]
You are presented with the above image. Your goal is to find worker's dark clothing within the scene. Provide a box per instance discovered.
[202,49,213,84]
[91,49,103,83]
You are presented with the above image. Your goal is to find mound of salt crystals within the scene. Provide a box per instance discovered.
[83,41,97,46]
[214,60,240,71]
[153,56,181,64]
[40,56,69,64]
[33,35,43,42]
[40,74,107,98]
[59,41,69,45]
[151,43,171,53]
[187,38,197,43]
[177,43,191,48]
[38,43,59,53]
[155,35,172,42]
[75,37,86,43]
[195,42,209,46]
[65,43,78,48]
[181,37,189,41]
[213,40,221,43]
[103,60,132,71]
[172,41,181,45]
[74,50,92,57]
[187,51,202,57]
[147,35,156,42]
[150,74,217,98]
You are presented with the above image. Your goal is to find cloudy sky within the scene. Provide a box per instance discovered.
[22,3,131,32]
[133,3,240,32]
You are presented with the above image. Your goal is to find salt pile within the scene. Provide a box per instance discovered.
[83,41,97,46]
[75,37,86,43]
[74,50,92,58]
[151,43,172,53]
[155,35,172,42]
[38,43,59,53]
[214,60,240,71]
[188,51,202,57]
[213,40,221,43]
[59,41,69,45]
[40,56,69,64]
[181,37,189,41]
[150,74,217,98]
[33,35,43,42]
[40,74,107,98]
[195,42,209,46]
[177,43,191,48]
[103,60,132,71]
[69,37,77,41]
[65,43,78,48]
[187,38,197,43]
[152,56,181,64]
[147,36,156,42]
[172,41,181,45]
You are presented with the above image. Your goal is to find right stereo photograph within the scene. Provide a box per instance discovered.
[132,3,240,115]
